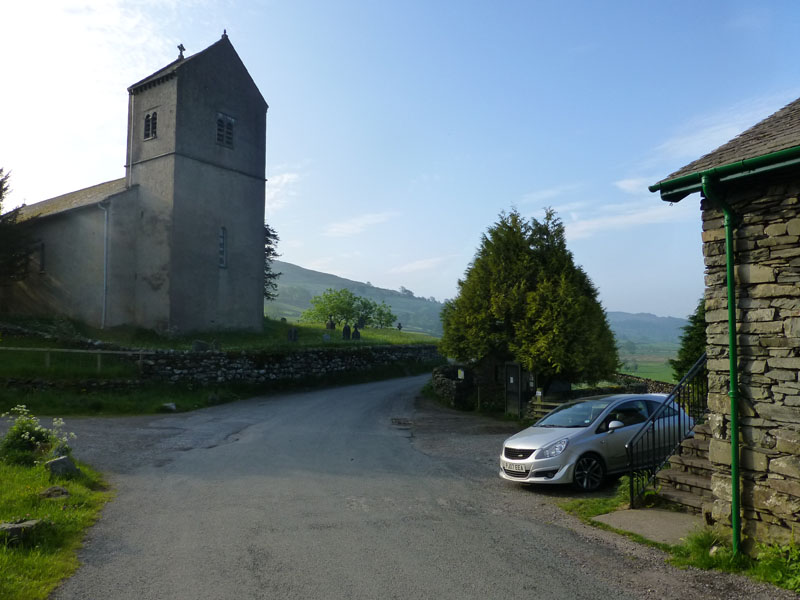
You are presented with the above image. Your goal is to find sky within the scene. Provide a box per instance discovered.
[3,1,800,319]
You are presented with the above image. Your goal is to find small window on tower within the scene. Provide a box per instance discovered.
[144,111,158,140]
[216,113,235,149]
[218,227,227,268]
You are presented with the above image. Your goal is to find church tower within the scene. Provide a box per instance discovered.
[125,34,268,331]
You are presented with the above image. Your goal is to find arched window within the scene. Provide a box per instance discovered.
[144,112,157,140]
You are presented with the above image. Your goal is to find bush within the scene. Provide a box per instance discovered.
[0,405,75,466]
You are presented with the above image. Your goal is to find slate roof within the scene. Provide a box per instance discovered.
[128,35,226,94]
[662,96,800,183]
[17,178,128,220]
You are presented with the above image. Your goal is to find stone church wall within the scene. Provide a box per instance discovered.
[701,171,800,549]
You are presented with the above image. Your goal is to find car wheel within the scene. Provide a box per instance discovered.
[573,454,605,492]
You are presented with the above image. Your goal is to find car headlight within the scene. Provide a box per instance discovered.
[539,438,568,458]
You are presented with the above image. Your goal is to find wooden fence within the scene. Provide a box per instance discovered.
[0,347,154,375]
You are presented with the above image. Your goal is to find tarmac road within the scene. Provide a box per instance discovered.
[49,375,793,599]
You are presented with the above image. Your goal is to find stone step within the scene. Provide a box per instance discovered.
[666,454,714,475]
[693,423,711,438]
[656,469,713,495]
[656,487,704,513]
[679,437,709,456]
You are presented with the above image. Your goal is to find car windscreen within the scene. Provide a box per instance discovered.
[536,399,612,428]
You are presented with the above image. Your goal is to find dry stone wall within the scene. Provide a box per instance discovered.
[139,344,442,385]
[701,173,800,549]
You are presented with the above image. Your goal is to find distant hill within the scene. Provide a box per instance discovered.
[607,311,687,346]
[265,260,445,336]
[264,261,690,344]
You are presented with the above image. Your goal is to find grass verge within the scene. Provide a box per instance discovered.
[1,316,438,352]
[0,359,444,417]
[0,461,111,600]
[560,478,800,593]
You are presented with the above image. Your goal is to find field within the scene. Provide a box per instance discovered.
[617,341,678,383]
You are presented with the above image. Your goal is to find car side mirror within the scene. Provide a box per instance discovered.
[607,420,625,432]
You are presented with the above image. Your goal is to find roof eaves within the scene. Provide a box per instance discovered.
[649,144,800,202]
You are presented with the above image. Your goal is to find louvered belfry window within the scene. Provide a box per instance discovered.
[216,113,234,149]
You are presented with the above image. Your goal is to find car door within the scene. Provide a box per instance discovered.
[597,400,650,472]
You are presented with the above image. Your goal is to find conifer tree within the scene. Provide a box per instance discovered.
[440,208,618,393]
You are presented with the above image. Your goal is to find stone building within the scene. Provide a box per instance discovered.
[651,98,800,549]
[0,34,268,333]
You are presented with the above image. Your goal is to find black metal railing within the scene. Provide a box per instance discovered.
[626,353,708,507]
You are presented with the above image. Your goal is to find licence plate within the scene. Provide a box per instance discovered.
[502,461,527,473]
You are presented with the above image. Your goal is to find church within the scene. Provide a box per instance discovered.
[0,34,268,333]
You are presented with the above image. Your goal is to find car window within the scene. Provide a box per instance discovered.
[536,398,612,428]
[604,400,648,428]
[646,400,678,419]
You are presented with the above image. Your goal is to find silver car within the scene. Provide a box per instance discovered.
[499,394,692,491]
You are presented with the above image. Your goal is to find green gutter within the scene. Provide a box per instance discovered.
[701,175,742,556]
[649,144,800,202]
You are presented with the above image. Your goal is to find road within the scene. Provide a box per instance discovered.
[49,376,790,599]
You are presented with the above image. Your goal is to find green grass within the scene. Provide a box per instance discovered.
[0,335,138,380]
[560,478,800,594]
[617,340,678,383]
[1,316,437,352]
[0,358,444,417]
[0,461,111,600]
[0,385,241,417]
[559,477,630,521]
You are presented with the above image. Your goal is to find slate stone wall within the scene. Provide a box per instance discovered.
[139,344,442,385]
[700,173,800,549]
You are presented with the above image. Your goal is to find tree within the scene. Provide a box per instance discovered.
[300,289,397,329]
[301,288,359,326]
[373,301,397,328]
[669,298,707,381]
[0,169,35,284]
[263,223,281,301]
[354,296,377,328]
[440,208,618,393]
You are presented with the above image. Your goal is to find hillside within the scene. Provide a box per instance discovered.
[265,260,445,336]
[264,261,692,351]
[608,311,689,382]
[607,311,687,346]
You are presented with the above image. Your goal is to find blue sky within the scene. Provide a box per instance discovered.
[3,1,800,318]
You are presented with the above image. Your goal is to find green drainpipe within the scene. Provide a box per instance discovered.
[701,175,741,555]
[649,144,800,555]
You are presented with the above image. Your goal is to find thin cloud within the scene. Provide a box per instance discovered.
[654,93,800,164]
[522,183,582,205]
[266,172,301,214]
[324,212,398,237]
[565,201,697,240]
[614,178,651,196]
[389,255,456,275]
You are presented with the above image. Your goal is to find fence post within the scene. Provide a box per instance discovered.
[96,353,102,374]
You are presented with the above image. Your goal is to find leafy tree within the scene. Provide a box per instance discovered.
[301,288,359,326]
[440,208,618,393]
[263,223,281,301]
[354,296,377,328]
[669,298,707,381]
[0,169,35,284]
[300,288,397,328]
[373,301,397,328]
